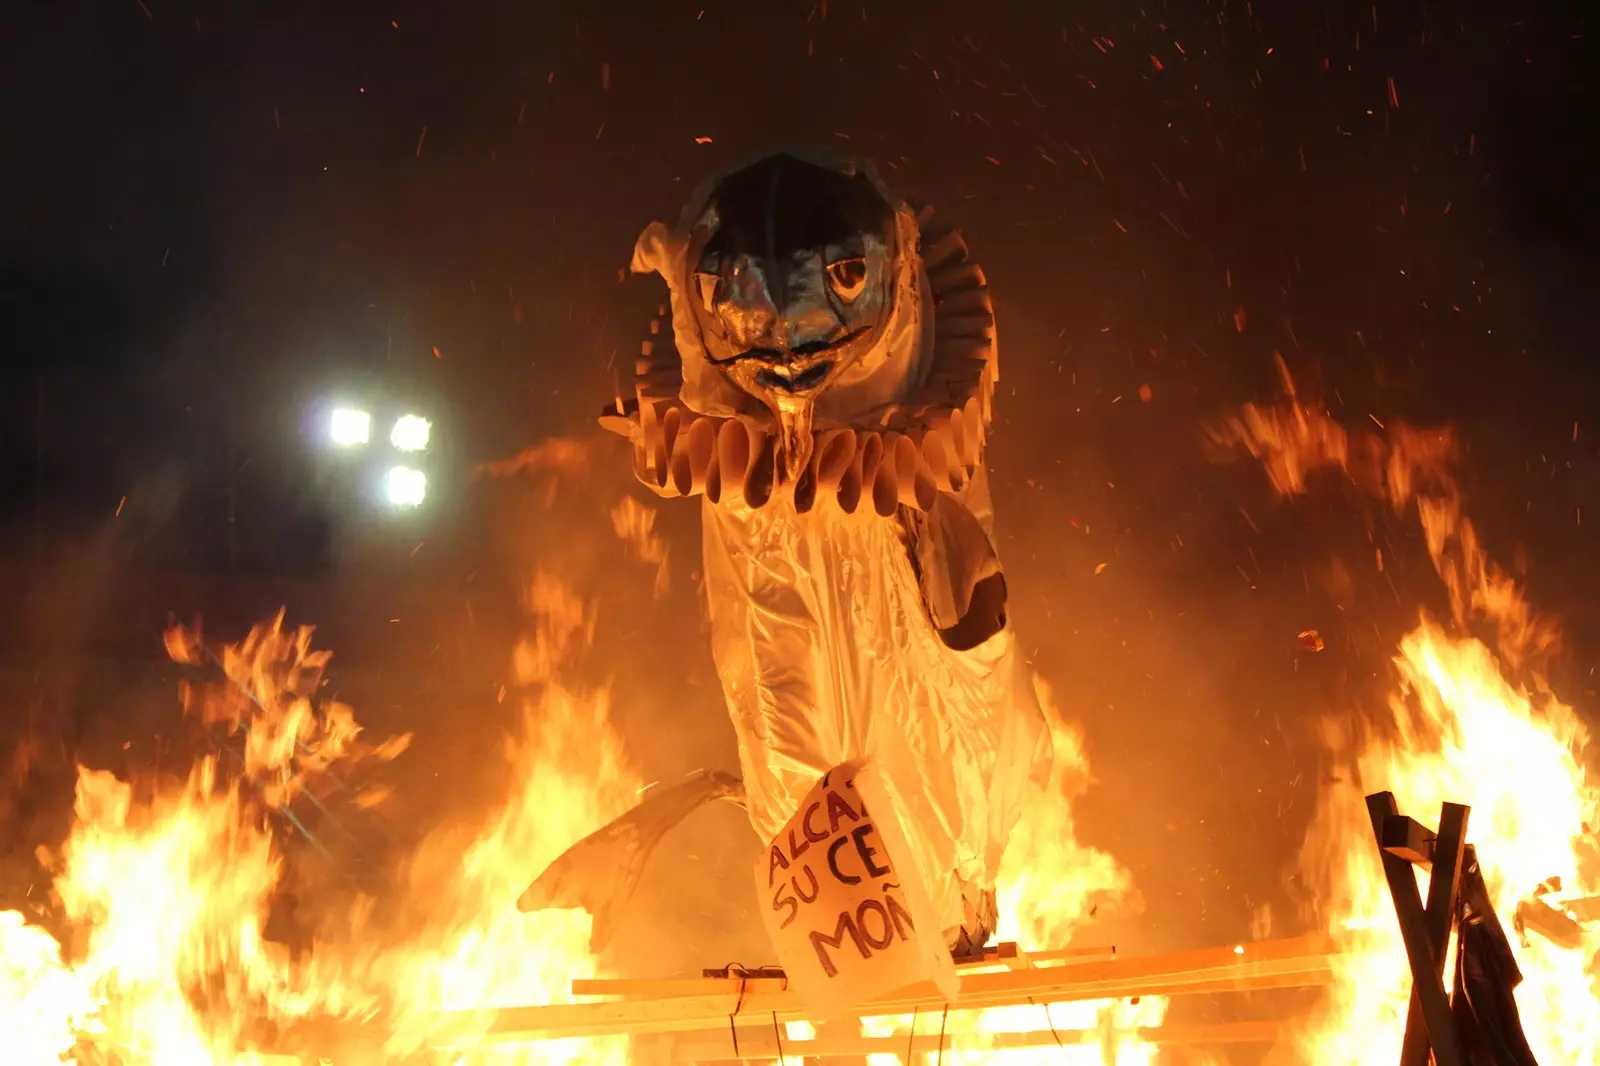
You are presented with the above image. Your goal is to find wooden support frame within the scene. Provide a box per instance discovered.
[280,934,1342,1059]
[1366,791,1468,1066]
[400,935,1337,1048]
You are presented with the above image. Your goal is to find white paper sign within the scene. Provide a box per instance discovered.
[754,762,958,1016]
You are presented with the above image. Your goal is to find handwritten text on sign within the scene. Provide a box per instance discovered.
[755,767,934,1014]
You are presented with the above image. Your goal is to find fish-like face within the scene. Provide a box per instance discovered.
[688,154,899,437]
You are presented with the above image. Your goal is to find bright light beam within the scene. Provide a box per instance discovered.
[385,465,427,507]
[390,414,431,452]
[330,408,372,446]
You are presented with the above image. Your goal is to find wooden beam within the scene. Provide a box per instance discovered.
[410,935,1337,1046]
[1366,792,1464,1066]
[1557,895,1600,923]
[998,942,1037,971]
[1400,802,1468,1066]
[674,1019,1293,1062]
[575,945,1114,1000]
[1380,813,1437,867]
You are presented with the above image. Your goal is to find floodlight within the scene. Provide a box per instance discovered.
[330,407,371,446]
[390,414,431,452]
[385,465,427,507]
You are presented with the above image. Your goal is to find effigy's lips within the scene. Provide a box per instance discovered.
[517,770,744,953]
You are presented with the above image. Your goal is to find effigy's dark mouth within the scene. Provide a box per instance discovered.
[756,361,835,394]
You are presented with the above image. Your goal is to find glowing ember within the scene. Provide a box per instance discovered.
[1212,357,1600,1064]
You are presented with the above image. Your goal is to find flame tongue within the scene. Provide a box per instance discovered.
[1212,367,1600,1065]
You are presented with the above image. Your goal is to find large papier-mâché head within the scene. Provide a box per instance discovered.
[689,153,896,403]
[632,148,930,473]
[620,148,996,515]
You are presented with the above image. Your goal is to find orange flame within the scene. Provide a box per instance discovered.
[849,676,1166,1063]
[1211,357,1600,1062]
[0,576,640,1064]
[368,568,639,1064]
[0,613,395,1063]
[2,462,1157,1063]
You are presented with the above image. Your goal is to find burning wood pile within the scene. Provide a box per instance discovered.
[0,367,1595,1064]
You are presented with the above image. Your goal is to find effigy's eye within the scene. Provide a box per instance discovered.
[694,271,722,312]
[825,258,868,302]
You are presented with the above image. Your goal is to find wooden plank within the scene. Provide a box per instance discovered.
[1560,895,1600,923]
[981,943,1115,967]
[1366,792,1464,1066]
[571,974,788,1001]
[1401,802,1468,1066]
[674,1019,1292,1062]
[999,943,1037,971]
[1380,813,1437,867]
[340,958,1332,1050]
[416,936,1337,1045]
[576,945,1115,999]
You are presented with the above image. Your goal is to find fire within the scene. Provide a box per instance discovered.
[850,676,1167,1063]
[52,761,320,1062]
[962,676,1168,1064]
[1211,356,1600,1063]
[0,569,639,1063]
[11,351,1590,1065]
[0,612,404,1064]
[370,568,639,1064]
[0,911,94,1062]
[610,497,670,598]
[997,677,1143,956]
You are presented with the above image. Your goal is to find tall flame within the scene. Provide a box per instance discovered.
[0,612,395,1064]
[0,456,1163,1064]
[370,569,638,1064]
[1210,355,1600,1063]
[0,567,640,1063]
[850,676,1167,1063]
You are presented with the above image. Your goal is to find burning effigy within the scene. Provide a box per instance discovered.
[2,154,1597,1063]
[520,147,1054,981]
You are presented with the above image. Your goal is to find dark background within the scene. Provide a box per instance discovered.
[0,0,1596,1050]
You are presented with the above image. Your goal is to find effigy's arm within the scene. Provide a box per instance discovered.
[904,480,1010,651]
[517,770,745,953]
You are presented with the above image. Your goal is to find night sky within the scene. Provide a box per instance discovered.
[5,1,1594,559]
[2,0,1598,1023]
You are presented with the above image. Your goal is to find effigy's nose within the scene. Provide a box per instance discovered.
[782,300,845,354]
